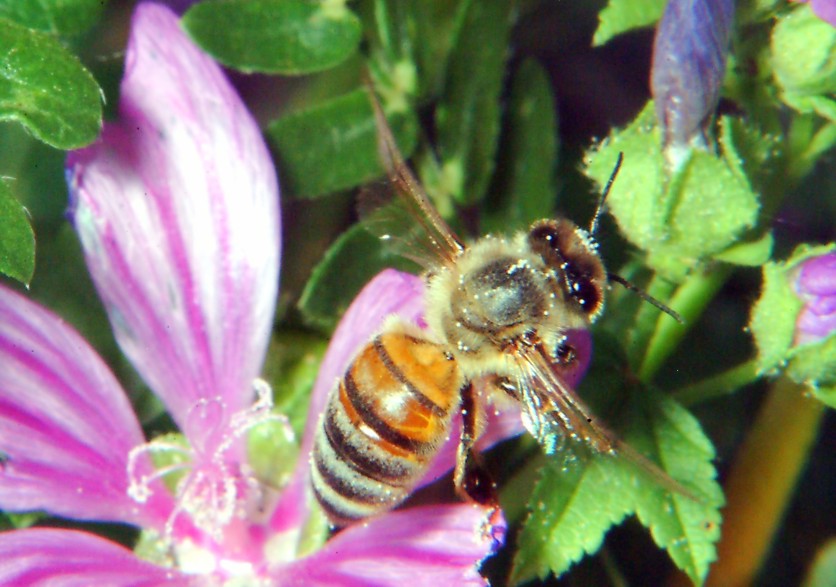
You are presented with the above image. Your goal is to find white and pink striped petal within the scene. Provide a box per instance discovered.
[0,286,171,529]
[66,3,280,428]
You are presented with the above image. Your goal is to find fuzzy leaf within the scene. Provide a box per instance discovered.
[183,0,361,74]
[0,0,105,34]
[585,104,759,281]
[0,17,101,149]
[484,59,558,232]
[0,180,35,285]
[593,0,666,46]
[268,89,418,197]
[434,0,511,206]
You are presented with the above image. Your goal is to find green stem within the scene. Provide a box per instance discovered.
[638,265,732,382]
[671,359,760,407]
[705,377,825,587]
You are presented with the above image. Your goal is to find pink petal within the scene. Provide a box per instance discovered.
[0,528,191,586]
[270,269,424,532]
[280,504,503,586]
[66,3,280,427]
[0,286,172,528]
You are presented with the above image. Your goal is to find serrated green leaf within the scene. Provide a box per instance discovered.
[629,390,724,585]
[298,222,418,331]
[512,333,722,584]
[433,0,511,206]
[0,0,105,35]
[585,104,759,281]
[485,60,558,232]
[268,89,418,197]
[593,0,666,46]
[0,180,35,285]
[183,0,361,74]
[0,17,102,149]
[511,454,634,583]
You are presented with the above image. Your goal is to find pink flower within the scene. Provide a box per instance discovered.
[0,4,500,585]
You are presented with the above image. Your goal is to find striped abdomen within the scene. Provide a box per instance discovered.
[311,330,461,526]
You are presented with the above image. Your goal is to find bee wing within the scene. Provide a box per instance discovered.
[358,88,464,269]
[515,343,699,499]
[514,343,618,456]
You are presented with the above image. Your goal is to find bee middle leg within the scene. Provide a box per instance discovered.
[453,382,498,509]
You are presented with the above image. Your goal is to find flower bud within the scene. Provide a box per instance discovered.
[791,250,836,345]
[651,0,734,166]
[750,244,836,406]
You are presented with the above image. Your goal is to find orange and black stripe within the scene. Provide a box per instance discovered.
[311,331,460,526]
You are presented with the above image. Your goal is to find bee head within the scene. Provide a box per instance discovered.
[528,219,607,322]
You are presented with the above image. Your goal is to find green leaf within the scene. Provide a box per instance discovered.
[585,105,759,281]
[512,333,723,584]
[0,180,35,285]
[593,0,666,46]
[298,222,418,331]
[183,0,362,75]
[629,390,724,585]
[484,59,558,232]
[433,0,511,206]
[0,17,102,149]
[268,89,418,197]
[511,453,633,583]
[367,0,469,99]
[0,0,105,35]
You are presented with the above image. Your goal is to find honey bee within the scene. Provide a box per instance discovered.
[310,93,684,527]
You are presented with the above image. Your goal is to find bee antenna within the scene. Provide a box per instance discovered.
[589,152,624,236]
[607,272,684,323]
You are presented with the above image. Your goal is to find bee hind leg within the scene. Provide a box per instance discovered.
[454,383,503,542]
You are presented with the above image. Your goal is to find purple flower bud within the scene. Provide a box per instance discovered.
[792,251,836,345]
[651,0,734,161]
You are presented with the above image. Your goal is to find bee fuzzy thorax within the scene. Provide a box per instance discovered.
[423,230,594,377]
